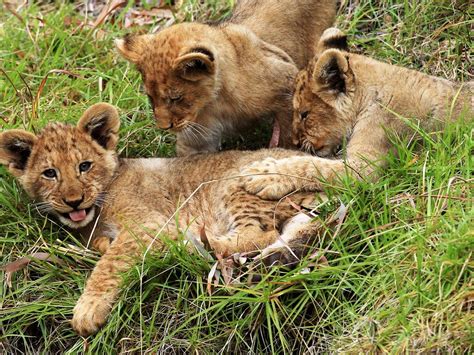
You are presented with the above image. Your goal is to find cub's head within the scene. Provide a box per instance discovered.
[116,23,218,132]
[292,28,357,157]
[0,103,120,229]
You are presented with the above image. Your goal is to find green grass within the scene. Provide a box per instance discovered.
[1,1,473,353]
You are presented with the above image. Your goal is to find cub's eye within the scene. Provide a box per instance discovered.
[79,161,92,173]
[42,169,57,179]
[300,111,310,120]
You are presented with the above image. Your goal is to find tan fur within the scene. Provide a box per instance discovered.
[116,0,337,156]
[242,28,473,199]
[0,103,326,336]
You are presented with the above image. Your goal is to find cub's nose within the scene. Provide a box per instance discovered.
[63,196,84,209]
[155,119,173,130]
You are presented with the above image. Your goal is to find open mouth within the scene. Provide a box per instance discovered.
[60,207,92,222]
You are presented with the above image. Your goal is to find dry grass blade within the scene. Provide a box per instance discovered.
[216,253,235,286]
[3,1,26,25]
[0,1,472,353]
[207,261,219,296]
[1,252,63,287]
[124,7,174,28]
[329,201,348,238]
[199,223,212,251]
[31,69,81,120]
[91,0,127,29]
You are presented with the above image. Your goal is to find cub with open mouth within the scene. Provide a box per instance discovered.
[0,103,326,336]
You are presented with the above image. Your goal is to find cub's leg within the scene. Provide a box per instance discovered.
[72,223,169,336]
[90,236,112,254]
[241,156,346,199]
[208,187,283,254]
[212,226,280,256]
[211,188,317,255]
[257,213,323,266]
[242,114,391,199]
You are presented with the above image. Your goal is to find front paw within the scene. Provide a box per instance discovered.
[241,158,293,199]
[72,293,113,336]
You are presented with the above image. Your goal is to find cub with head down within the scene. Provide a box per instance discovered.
[116,0,337,156]
[242,27,473,199]
[0,103,325,337]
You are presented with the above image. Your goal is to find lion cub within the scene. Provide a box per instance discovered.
[242,28,473,199]
[116,0,337,156]
[0,103,323,336]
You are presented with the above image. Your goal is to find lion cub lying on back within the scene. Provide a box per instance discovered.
[243,28,473,199]
[116,0,337,156]
[0,103,323,336]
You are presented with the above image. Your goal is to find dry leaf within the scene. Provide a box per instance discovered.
[32,69,81,120]
[1,252,63,287]
[217,254,234,286]
[91,0,127,29]
[306,250,329,269]
[3,1,26,25]
[207,261,218,296]
[286,197,303,212]
[185,231,213,261]
[327,201,348,238]
[124,8,173,28]
[199,224,212,251]
[13,49,26,59]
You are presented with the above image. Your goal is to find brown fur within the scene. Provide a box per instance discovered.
[116,0,337,156]
[241,28,473,199]
[0,103,326,336]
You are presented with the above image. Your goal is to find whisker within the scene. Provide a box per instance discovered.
[32,201,51,207]
[33,201,54,215]
[183,127,197,145]
[191,122,212,135]
[189,123,207,141]
[186,126,201,145]
[190,121,218,137]
[94,192,110,208]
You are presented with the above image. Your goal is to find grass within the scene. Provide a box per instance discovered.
[0,0,473,353]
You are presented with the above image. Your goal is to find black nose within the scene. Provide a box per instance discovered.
[63,196,84,209]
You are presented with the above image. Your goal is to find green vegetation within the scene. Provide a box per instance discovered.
[1,1,472,353]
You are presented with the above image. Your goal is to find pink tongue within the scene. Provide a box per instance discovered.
[69,209,87,222]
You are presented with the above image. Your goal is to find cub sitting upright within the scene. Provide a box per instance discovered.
[0,103,324,336]
[116,0,337,156]
[242,28,473,199]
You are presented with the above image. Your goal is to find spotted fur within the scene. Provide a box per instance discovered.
[0,103,326,336]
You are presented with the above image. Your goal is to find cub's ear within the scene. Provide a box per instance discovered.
[173,47,215,81]
[0,130,37,177]
[78,103,120,150]
[115,34,147,64]
[316,27,348,53]
[312,49,351,95]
